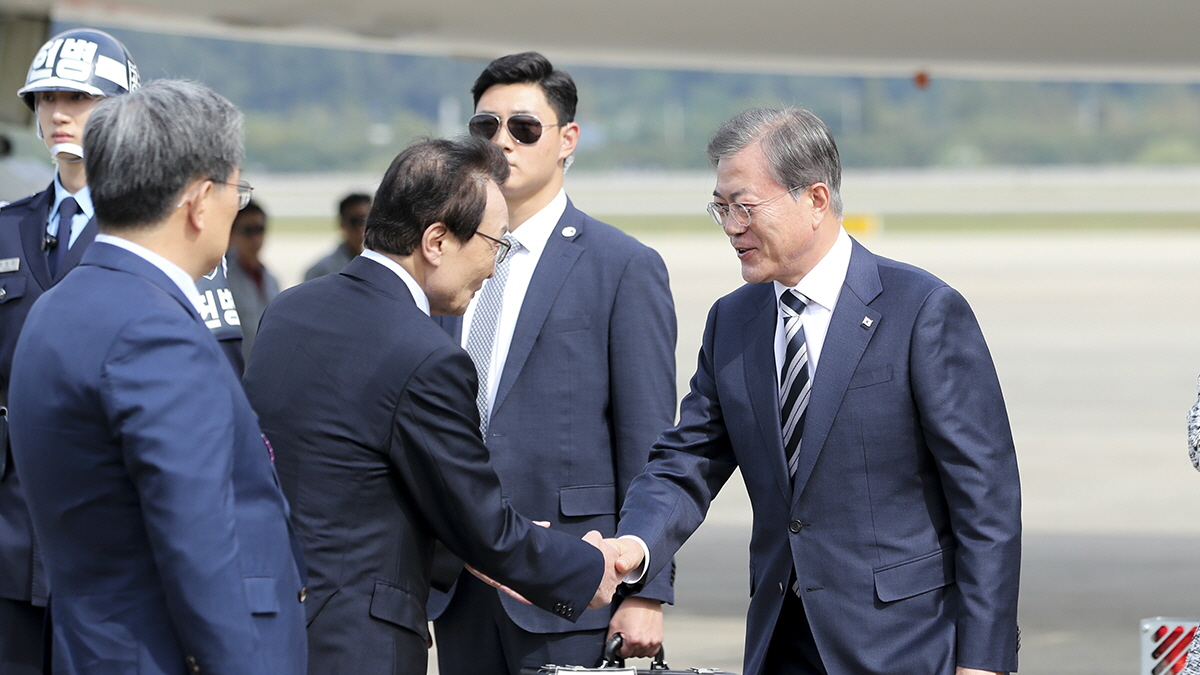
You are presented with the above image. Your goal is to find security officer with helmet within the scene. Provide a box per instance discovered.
[0,28,244,673]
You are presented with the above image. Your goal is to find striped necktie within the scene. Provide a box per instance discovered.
[779,289,811,478]
[464,234,520,434]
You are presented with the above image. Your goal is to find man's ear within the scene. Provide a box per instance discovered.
[178,179,213,236]
[559,122,580,163]
[421,223,450,266]
[807,182,831,225]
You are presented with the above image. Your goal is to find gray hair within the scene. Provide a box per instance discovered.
[706,107,843,217]
[85,79,243,230]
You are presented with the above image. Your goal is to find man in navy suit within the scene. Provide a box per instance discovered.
[0,33,245,673]
[242,136,624,675]
[608,108,1022,675]
[428,52,678,673]
[8,79,307,675]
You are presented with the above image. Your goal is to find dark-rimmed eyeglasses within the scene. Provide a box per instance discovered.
[707,184,807,228]
[468,113,561,146]
[214,179,254,210]
[474,230,513,265]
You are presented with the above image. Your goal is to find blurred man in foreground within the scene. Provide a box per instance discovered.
[243,136,623,675]
[8,79,307,675]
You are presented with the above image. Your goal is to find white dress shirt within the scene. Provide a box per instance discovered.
[773,227,852,382]
[48,177,93,249]
[460,188,567,416]
[630,227,854,585]
[94,234,205,314]
[361,249,430,316]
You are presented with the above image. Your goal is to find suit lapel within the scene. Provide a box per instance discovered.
[791,240,883,501]
[491,204,584,416]
[740,284,794,503]
[54,217,97,284]
[17,189,54,290]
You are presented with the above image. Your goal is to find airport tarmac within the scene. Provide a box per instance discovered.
[262,226,1200,675]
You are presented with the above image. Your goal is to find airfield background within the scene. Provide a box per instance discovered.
[3,21,1200,675]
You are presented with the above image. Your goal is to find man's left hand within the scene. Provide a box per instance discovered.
[607,597,663,658]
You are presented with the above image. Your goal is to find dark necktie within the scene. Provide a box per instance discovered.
[463,234,520,434]
[779,289,811,478]
[49,197,79,277]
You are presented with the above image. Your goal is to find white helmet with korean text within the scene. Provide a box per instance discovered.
[17,28,140,159]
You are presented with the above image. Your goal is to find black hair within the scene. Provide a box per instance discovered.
[471,52,577,125]
[364,136,509,256]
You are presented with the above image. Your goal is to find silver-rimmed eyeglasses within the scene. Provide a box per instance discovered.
[707,184,807,228]
[215,179,254,210]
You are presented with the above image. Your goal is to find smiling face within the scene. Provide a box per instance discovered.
[35,90,101,156]
[427,179,509,316]
[473,82,577,220]
[713,143,831,287]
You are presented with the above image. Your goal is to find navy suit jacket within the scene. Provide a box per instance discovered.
[429,201,677,633]
[0,186,245,613]
[618,239,1021,675]
[242,256,606,675]
[7,241,307,675]
[0,186,96,608]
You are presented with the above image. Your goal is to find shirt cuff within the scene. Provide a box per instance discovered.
[618,535,649,584]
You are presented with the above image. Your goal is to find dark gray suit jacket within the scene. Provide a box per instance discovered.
[243,256,606,675]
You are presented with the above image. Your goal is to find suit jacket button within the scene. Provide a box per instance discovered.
[185,655,201,673]
[0,288,6,301]
[778,582,786,595]
[298,586,307,602]
[789,520,804,533]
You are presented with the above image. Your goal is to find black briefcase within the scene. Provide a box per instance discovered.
[519,633,738,675]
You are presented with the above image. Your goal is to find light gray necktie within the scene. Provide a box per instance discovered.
[779,289,810,478]
[464,234,520,434]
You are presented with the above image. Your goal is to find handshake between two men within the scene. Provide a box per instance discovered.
[474,529,649,611]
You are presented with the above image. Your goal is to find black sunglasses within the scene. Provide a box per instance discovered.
[468,113,561,146]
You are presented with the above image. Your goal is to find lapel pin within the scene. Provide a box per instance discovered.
[561,226,577,237]
[861,316,874,329]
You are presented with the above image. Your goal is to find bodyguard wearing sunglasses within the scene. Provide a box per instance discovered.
[428,51,678,673]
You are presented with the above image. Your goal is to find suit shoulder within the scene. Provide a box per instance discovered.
[872,252,951,293]
[569,209,662,257]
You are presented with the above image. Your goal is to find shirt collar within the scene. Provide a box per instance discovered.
[508,188,567,256]
[94,234,204,312]
[361,249,430,316]
[774,226,852,311]
[52,175,94,222]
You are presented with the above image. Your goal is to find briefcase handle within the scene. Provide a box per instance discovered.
[599,633,669,670]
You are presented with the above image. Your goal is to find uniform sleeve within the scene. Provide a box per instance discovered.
[102,310,267,675]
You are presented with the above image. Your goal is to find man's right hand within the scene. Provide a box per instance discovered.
[583,530,622,608]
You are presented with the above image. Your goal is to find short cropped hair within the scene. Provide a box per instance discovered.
[706,107,843,217]
[338,193,371,220]
[472,52,577,125]
[85,79,243,231]
[364,136,509,257]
